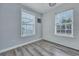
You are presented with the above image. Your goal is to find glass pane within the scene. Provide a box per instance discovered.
[61,24,65,29]
[57,30,61,33]
[22,12,35,19]
[26,25,34,34]
[21,9,35,37]
[56,24,61,29]
[66,24,71,29]
[66,30,71,34]
[67,18,72,23]
[26,21,34,24]
[61,30,65,33]
[22,18,32,23]
[22,19,34,25]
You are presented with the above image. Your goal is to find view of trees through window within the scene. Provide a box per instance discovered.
[55,10,73,37]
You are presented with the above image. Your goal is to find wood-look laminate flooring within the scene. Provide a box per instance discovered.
[0,40,79,56]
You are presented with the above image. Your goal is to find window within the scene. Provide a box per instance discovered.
[55,10,73,37]
[21,9,35,37]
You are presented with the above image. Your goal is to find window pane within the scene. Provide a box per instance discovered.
[61,24,65,29]
[66,30,71,34]
[57,30,61,33]
[22,18,32,23]
[66,24,71,29]
[26,25,34,35]
[21,9,35,37]
[22,12,35,19]
[22,19,33,25]
[56,24,61,29]
[27,25,33,31]
[61,30,65,33]
[55,10,73,37]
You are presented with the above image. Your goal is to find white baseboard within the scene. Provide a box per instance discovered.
[0,38,42,54]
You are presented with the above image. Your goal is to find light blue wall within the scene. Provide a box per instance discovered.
[0,3,42,51]
[42,3,79,50]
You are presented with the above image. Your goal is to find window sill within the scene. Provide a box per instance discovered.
[55,33,74,38]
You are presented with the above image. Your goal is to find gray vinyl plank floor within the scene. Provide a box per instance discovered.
[0,40,79,56]
[31,44,53,56]
[40,40,79,56]
[23,44,42,56]
[35,41,69,56]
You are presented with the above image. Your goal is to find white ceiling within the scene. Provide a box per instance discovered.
[22,3,62,14]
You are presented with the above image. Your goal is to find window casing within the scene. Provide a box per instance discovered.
[21,9,35,37]
[55,10,73,37]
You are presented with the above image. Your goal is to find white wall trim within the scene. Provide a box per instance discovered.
[0,38,42,54]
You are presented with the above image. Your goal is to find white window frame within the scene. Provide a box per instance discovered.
[21,9,35,37]
[55,9,74,37]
